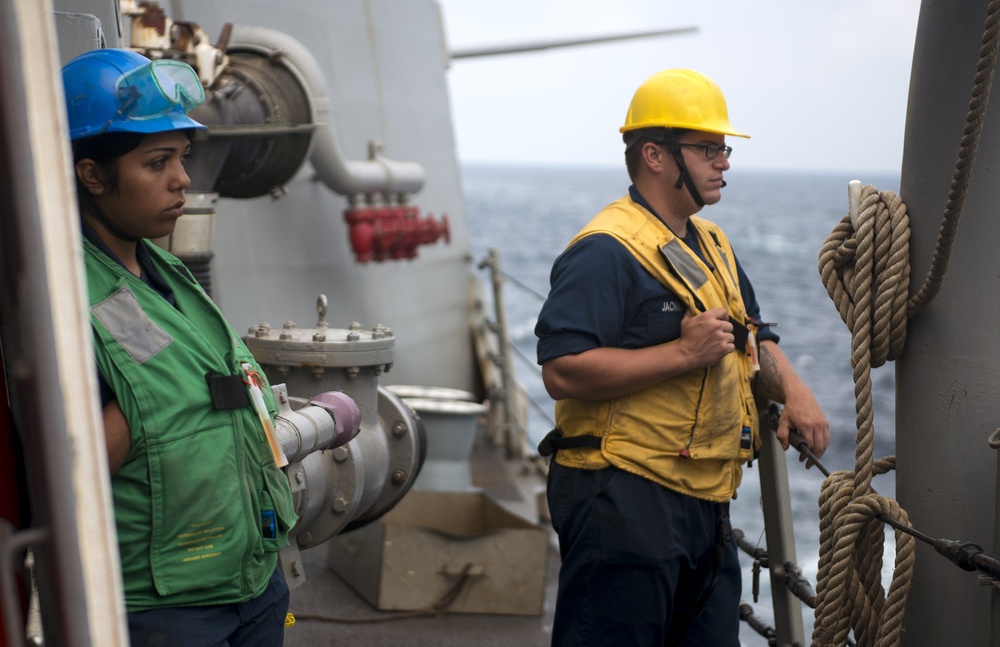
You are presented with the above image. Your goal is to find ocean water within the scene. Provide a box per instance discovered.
[463,163,901,645]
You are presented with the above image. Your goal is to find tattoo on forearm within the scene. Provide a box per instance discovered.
[756,344,784,401]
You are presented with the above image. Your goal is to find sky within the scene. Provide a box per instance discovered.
[437,1,921,175]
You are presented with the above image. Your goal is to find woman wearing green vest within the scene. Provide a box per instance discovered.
[535,69,829,645]
[62,48,297,646]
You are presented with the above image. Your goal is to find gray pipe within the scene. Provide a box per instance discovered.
[227,23,426,197]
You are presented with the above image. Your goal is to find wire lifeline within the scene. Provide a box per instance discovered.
[476,250,557,443]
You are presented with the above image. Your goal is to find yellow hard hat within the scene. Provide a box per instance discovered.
[620,69,749,139]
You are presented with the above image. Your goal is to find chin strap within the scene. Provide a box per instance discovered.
[78,182,140,243]
[666,145,706,208]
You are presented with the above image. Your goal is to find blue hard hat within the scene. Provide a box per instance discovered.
[62,48,207,141]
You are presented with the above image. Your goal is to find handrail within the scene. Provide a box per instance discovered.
[476,249,556,457]
[756,401,808,646]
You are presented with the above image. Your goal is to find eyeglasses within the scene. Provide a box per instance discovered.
[677,142,733,159]
[115,59,206,121]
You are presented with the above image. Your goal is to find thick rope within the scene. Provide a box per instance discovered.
[908,0,1000,317]
[811,4,1000,644]
[813,188,914,644]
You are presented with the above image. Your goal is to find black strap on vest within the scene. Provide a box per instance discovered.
[537,428,602,458]
[729,316,749,353]
[206,373,250,410]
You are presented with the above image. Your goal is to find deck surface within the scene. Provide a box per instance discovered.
[284,434,558,646]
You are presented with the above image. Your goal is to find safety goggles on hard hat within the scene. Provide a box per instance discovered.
[114,59,206,122]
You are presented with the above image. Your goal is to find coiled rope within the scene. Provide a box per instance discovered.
[812,2,1000,645]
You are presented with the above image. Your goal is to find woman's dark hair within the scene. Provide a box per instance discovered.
[72,131,146,194]
[72,129,196,195]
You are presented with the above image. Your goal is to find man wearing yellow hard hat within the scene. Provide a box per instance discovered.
[535,69,829,645]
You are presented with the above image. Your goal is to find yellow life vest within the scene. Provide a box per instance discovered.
[553,195,759,502]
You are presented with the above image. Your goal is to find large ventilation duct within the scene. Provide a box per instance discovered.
[193,23,426,199]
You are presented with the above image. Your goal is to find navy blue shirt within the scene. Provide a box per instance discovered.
[535,187,777,364]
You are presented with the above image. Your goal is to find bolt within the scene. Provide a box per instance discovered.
[291,560,302,577]
[332,497,348,513]
[392,421,408,437]
[346,366,360,378]
[294,472,304,485]
[312,366,325,379]
[391,469,406,484]
[332,447,349,462]
[349,321,362,331]
[346,331,361,341]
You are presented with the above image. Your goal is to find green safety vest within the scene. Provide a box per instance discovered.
[84,239,297,610]
[553,196,759,502]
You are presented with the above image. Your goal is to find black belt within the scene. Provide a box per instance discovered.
[537,428,601,457]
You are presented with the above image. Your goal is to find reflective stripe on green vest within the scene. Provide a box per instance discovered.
[553,196,759,502]
[85,239,297,610]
